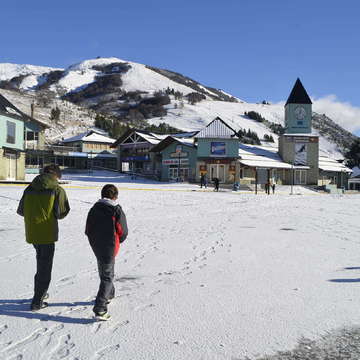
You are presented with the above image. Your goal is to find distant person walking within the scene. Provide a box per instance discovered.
[17,164,70,311]
[200,174,208,188]
[271,182,276,194]
[213,177,220,192]
[85,184,128,321]
[265,182,271,195]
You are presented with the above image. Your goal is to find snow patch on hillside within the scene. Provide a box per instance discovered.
[121,62,201,96]
[0,63,61,84]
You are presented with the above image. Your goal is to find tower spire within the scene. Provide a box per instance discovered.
[285,78,312,106]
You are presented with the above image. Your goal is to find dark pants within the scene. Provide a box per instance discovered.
[93,261,115,314]
[33,244,55,304]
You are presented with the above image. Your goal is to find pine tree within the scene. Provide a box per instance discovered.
[50,107,61,122]
[346,139,360,168]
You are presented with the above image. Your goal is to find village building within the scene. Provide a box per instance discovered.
[112,129,197,177]
[348,167,360,191]
[112,90,352,189]
[150,136,197,181]
[58,129,117,170]
[112,129,165,175]
[0,93,48,180]
[195,117,240,183]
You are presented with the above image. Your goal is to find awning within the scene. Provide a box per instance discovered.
[239,159,293,169]
[319,165,352,173]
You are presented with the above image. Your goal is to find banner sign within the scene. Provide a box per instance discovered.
[286,136,318,143]
[210,142,226,156]
[162,159,189,165]
[294,143,307,165]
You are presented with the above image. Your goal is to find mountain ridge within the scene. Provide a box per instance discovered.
[0,57,356,159]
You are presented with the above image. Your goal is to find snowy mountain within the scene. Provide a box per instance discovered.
[0,57,356,158]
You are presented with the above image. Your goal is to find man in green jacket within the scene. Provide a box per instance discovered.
[17,164,70,311]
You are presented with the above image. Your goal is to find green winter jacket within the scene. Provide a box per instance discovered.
[17,173,70,244]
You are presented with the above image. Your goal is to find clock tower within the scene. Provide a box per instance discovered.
[284,78,312,134]
[279,78,319,185]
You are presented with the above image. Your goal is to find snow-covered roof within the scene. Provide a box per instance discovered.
[282,133,318,137]
[238,143,293,169]
[150,136,196,153]
[175,137,195,147]
[134,132,164,145]
[196,117,238,139]
[319,156,352,173]
[62,130,115,144]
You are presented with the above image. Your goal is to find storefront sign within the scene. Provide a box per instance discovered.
[170,151,188,158]
[286,136,318,143]
[309,137,318,143]
[162,158,189,165]
[206,159,232,164]
[210,142,226,156]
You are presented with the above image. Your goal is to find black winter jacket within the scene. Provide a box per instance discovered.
[85,199,128,263]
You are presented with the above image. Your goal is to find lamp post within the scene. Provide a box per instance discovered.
[290,162,294,195]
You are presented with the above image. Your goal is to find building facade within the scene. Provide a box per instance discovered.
[150,136,197,181]
[0,93,48,180]
[195,117,240,184]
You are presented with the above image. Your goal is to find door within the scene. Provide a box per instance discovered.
[7,154,17,180]
[210,164,226,183]
[294,170,306,185]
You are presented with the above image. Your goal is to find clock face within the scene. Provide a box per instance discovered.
[294,106,306,120]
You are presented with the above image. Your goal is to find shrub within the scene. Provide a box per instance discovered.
[50,107,61,122]
[186,92,206,105]
[245,111,265,122]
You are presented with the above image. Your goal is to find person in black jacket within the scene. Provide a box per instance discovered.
[213,177,220,192]
[85,184,128,320]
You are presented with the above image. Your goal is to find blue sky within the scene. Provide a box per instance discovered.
[1,0,360,134]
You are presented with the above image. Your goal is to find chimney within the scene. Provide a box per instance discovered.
[30,102,35,118]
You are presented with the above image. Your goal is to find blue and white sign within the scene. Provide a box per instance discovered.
[123,155,149,161]
[211,142,226,156]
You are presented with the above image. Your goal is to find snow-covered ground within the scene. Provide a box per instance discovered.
[1,172,360,360]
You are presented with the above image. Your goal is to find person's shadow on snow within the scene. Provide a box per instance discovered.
[0,298,95,324]
[328,266,360,283]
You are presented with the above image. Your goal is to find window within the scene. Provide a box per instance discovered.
[26,131,39,141]
[6,121,16,144]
